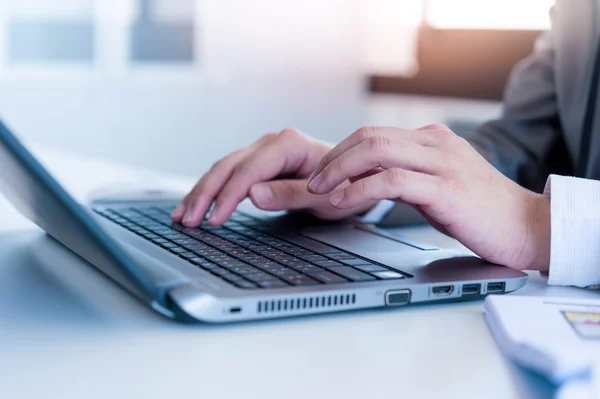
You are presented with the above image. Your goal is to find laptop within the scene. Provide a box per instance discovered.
[0,120,528,323]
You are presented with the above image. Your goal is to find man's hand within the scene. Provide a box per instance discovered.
[307,125,551,271]
[171,128,378,227]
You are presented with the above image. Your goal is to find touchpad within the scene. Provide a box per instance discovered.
[303,225,425,254]
[301,225,454,271]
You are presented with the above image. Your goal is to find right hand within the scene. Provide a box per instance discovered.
[171,128,379,227]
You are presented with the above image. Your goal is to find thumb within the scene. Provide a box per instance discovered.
[249,179,322,211]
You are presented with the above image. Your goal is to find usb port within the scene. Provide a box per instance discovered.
[486,282,505,293]
[462,284,480,295]
[431,285,453,296]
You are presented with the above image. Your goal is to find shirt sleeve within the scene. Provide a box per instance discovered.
[545,175,600,288]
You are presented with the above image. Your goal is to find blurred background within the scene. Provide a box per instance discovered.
[0,0,553,177]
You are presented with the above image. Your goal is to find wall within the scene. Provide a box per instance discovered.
[0,0,366,177]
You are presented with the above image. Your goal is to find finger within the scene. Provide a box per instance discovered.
[250,179,378,221]
[207,130,312,225]
[349,167,382,183]
[329,168,443,210]
[309,126,437,182]
[309,137,443,195]
[176,148,253,226]
[173,134,274,225]
[249,179,326,211]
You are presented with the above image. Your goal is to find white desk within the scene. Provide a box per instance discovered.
[1,145,598,399]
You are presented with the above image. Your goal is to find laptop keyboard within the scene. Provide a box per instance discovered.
[93,206,407,289]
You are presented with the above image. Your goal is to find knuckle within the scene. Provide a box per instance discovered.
[354,126,377,142]
[260,132,278,142]
[209,158,226,171]
[355,178,369,196]
[322,157,341,180]
[279,127,303,141]
[432,126,457,142]
[423,123,449,131]
[442,178,462,197]
[232,161,253,176]
[366,135,391,153]
[386,168,406,187]
[454,135,471,149]
[272,181,296,202]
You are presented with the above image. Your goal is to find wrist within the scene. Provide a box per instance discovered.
[524,193,551,272]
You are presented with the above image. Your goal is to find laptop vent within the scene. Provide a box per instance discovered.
[257,293,357,314]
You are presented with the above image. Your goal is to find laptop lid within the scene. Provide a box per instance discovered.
[0,120,162,305]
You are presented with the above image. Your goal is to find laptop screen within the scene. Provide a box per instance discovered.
[0,120,160,304]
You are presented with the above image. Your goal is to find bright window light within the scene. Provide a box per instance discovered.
[426,0,553,30]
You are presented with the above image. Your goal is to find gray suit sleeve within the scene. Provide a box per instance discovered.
[467,17,569,193]
[381,10,567,226]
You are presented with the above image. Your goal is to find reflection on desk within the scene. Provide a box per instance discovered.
[2,145,595,399]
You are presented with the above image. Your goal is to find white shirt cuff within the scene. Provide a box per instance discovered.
[545,175,600,288]
[359,200,396,224]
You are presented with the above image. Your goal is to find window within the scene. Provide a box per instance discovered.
[5,0,94,63]
[361,0,553,75]
[131,0,196,62]
[0,0,203,84]
[426,0,553,30]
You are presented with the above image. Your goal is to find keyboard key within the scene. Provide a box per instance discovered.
[313,260,344,268]
[245,273,280,283]
[269,269,301,278]
[327,253,358,260]
[169,247,187,254]
[234,280,259,289]
[277,259,306,266]
[253,262,282,271]
[178,251,197,259]
[354,265,388,273]
[309,271,349,284]
[97,206,412,290]
[235,267,264,276]
[226,265,257,273]
[372,271,404,279]
[289,264,323,273]
[256,280,289,289]
[339,258,373,266]
[281,274,320,286]
[328,267,376,282]
[221,273,245,282]
[298,255,328,262]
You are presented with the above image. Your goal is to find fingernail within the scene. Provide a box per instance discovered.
[308,173,323,191]
[251,184,274,207]
[171,203,186,220]
[182,202,196,225]
[330,191,345,207]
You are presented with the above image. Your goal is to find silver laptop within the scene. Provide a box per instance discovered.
[0,120,528,323]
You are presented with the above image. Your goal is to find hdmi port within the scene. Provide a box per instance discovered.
[431,285,453,296]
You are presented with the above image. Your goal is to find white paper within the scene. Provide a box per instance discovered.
[485,295,600,398]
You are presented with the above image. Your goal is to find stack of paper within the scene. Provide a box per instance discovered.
[485,296,600,398]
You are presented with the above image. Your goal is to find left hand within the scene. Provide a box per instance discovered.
[306,124,551,271]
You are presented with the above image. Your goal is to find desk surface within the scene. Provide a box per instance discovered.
[1,145,597,399]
